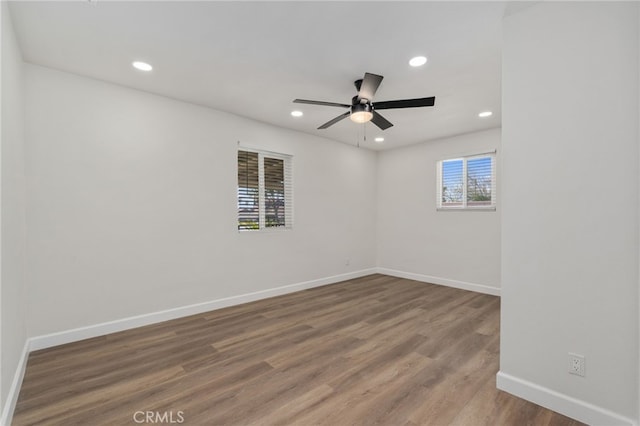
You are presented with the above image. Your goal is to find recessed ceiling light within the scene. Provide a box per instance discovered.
[132,61,153,72]
[374,137,385,143]
[478,111,493,118]
[409,56,428,67]
[291,110,303,117]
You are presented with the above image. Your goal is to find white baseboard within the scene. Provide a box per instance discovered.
[29,268,377,351]
[1,340,30,426]
[497,371,636,426]
[376,267,500,296]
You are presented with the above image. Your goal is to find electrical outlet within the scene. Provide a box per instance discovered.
[568,353,585,377]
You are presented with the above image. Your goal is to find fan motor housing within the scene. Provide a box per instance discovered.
[351,95,371,106]
[351,102,373,115]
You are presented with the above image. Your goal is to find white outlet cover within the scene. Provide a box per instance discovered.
[568,353,585,377]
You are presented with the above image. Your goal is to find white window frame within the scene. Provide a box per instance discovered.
[237,146,293,231]
[437,151,496,211]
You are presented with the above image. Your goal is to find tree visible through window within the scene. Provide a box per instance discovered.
[237,149,292,230]
[438,153,495,209]
[264,157,286,228]
[441,159,464,206]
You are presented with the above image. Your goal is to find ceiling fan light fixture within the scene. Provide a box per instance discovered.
[350,103,373,124]
[294,72,435,130]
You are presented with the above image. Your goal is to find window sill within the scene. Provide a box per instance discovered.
[238,227,293,233]
[437,207,496,212]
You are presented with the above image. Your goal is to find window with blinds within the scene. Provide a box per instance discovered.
[437,152,496,210]
[237,148,292,230]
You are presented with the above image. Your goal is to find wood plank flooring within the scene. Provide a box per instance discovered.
[13,274,584,426]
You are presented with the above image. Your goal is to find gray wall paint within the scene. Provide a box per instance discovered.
[376,128,501,291]
[24,64,378,337]
[1,0,28,410]
[501,2,638,419]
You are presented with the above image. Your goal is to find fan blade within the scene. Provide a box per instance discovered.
[357,73,384,101]
[374,97,436,110]
[294,99,350,108]
[318,111,350,129]
[371,111,393,130]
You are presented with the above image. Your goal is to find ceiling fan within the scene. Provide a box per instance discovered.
[293,72,435,131]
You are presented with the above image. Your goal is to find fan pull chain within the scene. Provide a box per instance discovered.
[362,122,367,147]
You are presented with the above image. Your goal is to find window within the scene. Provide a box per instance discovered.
[237,148,292,230]
[437,152,496,210]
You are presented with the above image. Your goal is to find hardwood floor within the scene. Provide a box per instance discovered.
[13,274,584,426]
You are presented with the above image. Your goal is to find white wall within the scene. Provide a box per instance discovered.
[377,128,501,294]
[24,64,377,337]
[1,0,28,415]
[500,2,638,424]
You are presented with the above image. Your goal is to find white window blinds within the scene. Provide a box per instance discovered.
[437,152,496,210]
[238,149,292,230]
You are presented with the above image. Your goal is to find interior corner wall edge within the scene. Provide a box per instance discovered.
[376,128,501,293]
[501,1,639,422]
[0,0,28,420]
[23,63,378,338]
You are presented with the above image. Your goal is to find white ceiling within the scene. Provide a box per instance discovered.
[8,1,505,150]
